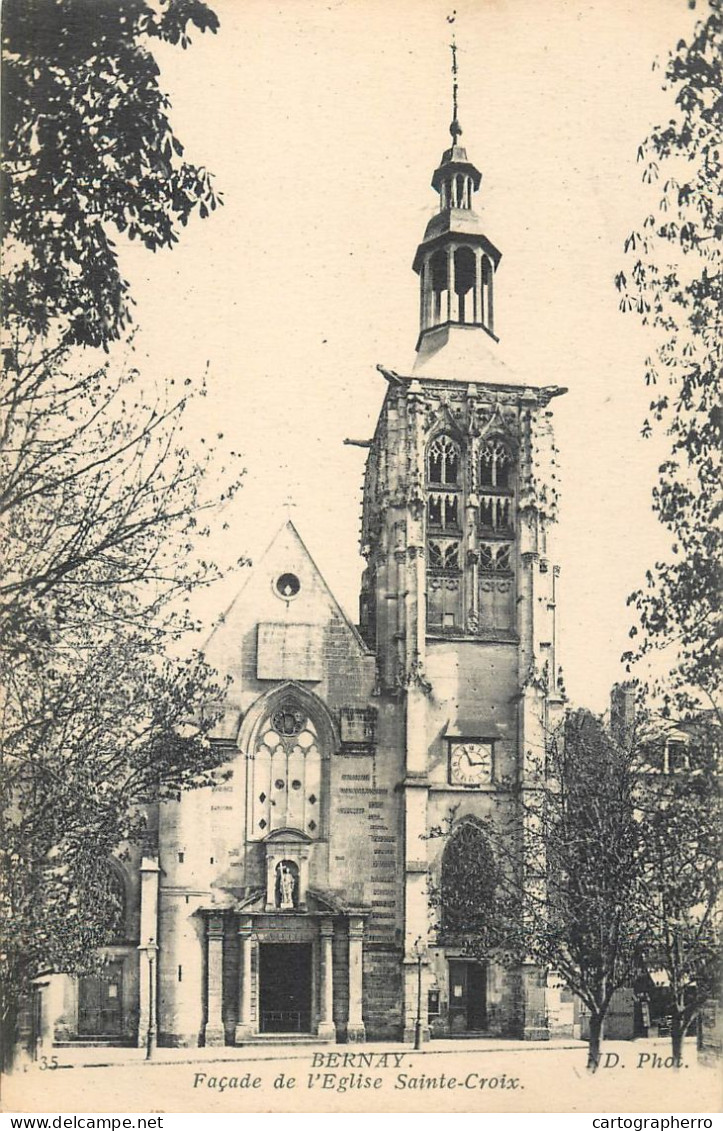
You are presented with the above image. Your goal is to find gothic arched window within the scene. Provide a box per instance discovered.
[441,821,498,939]
[93,861,127,943]
[426,434,464,631]
[477,437,516,629]
[480,438,512,491]
[428,435,459,486]
[250,699,324,839]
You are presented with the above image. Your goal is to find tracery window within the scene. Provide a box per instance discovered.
[87,861,127,943]
[250,699,323,839]
[428,435,459,486]
[480,438,512,490]
[427,434,464,631]
[428,540,460,571]
[478,437,516,630]
[440,821,498,939]
[479,543,511,572]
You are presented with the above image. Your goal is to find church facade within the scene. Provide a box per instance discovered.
[43,109,569,1050]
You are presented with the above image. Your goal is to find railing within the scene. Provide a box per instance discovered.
[260,1010,310,1033]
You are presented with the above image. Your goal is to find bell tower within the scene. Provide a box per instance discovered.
[412,33,501,375]
[358,32,568,1041]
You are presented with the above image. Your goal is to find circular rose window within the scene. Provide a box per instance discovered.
[274,572,300,600]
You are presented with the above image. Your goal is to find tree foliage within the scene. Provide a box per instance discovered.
[617,0,722,714]
[0,0,242,1065]
[0,337,244,1061]
[634,717,722,1062]
[435,712,644,1070]
[1,0,222,349]
[514,712,643,1069]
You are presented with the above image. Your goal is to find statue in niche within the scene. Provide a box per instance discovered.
[276,861,297,909]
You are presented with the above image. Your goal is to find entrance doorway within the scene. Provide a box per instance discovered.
[259,943,312,1033]
[78,962,123,1036]
[448,960,487,1032]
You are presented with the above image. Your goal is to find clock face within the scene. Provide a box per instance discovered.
[449,741,493,786]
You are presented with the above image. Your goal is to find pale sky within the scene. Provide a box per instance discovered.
[119,0,691,712]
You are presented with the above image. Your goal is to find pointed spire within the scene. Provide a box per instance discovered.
[448,12,462,145]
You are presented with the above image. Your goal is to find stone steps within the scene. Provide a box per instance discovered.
[237,1033,333,1046]
[55,1038,136,1048]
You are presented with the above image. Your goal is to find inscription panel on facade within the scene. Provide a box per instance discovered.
[256,623,323,681]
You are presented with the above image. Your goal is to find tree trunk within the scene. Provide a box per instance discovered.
[1,1001,19,1074]
[670,1011,685,1066]
[587,1012,603,1071]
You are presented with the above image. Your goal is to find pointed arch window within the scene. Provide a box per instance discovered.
[480,438,512,490]
[250,698,325,840]
[427,434,464,631]
[477,436,516,630]
[479,437,514,536]
[428,435,459,486]
[87,860,127,943]
[440,821,498,939]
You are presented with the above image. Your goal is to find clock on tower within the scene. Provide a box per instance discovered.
[448,740,494,786]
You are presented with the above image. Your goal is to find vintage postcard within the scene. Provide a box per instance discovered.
[2,0,720,1117]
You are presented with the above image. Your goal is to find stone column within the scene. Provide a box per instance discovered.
[137,856,160,1050]
[475,247,483,325]
[234,919,254,1043]
[419,259,428,332]
[318,921,336,1040]
[486,259,494,334]
[204,914,225,1046]
[447,245,457,323]
[346,915,365,1042]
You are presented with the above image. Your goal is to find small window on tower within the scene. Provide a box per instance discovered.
[428,436,460,486]
[480,439,513,490]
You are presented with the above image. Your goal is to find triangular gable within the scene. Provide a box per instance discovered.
[203,518,372,663]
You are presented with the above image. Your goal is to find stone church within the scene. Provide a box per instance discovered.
[43,102,568,1049]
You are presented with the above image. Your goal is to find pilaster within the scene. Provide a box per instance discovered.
[204,914,225,1046]
[346,915,366,1042]
[318,921,336,1040]
[234,918,255,1043]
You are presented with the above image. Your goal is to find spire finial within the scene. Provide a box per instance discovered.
[447,11,462,144]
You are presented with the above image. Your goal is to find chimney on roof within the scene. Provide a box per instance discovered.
[610,682,636,747]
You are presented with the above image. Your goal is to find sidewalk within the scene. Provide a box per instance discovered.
[39,1034,680,1070]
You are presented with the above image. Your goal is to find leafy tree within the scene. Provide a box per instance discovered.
[1,0,222,350]
[0,342,244,1065]
[634,718,722,1062]
[616,1,722,1063]
[433,712,644,1070]
[0,635,227,1058]
[617,0,722,717]
[515,712,644,1069]
[0,0,242,1067]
